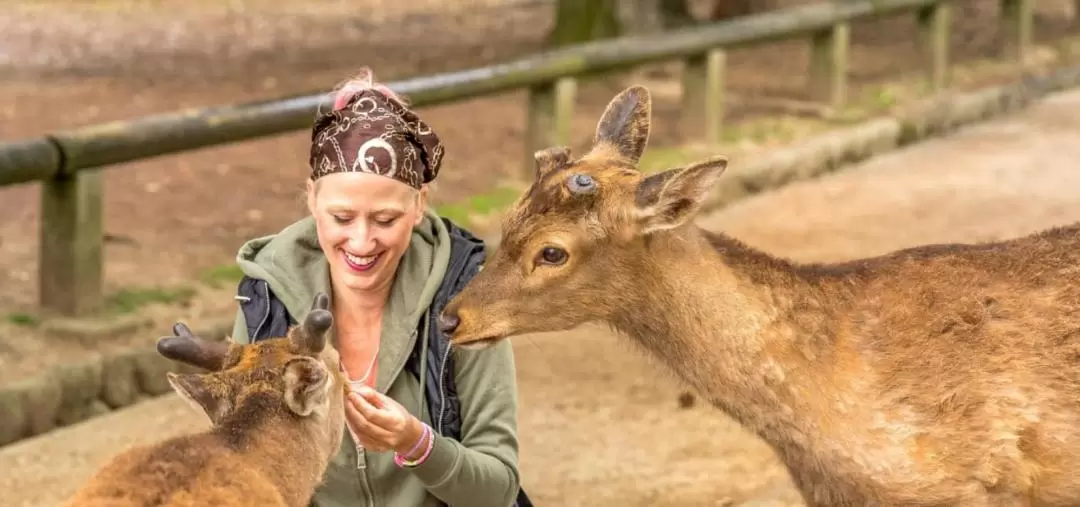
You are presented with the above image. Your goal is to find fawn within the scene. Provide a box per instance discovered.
[65,293,347,507]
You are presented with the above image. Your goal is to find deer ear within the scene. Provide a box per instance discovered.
[634,156,728,234]
[283,357,331,417]
[591,85,651,164]
[167,372,231,425]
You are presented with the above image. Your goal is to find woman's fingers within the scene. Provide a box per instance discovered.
[351,391,401,430]
[345,396,396,445]
[357,387,388,410]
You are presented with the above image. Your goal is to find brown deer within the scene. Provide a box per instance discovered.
[439,85,1080,506]
[64,293,347,507]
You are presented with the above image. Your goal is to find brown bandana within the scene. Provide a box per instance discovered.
[309,88,444,189]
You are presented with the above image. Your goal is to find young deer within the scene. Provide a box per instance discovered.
[64,293,347,507]
[439,85,1080,506]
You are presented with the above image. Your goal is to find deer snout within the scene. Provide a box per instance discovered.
[437,311,460,335]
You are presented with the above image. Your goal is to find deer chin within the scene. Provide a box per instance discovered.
[449,334,507,351]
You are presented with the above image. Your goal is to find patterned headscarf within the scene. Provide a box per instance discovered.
[308,75,444,189]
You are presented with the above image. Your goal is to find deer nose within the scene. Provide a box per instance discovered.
[438,311,460,335]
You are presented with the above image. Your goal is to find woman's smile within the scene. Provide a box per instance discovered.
[341,249,382,273]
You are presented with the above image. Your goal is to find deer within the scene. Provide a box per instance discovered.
[64,292,347,507]
[438,84,1080,506]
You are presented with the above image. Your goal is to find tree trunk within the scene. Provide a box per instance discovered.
[548,0,621,47]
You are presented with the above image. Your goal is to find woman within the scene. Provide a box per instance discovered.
[184,68,528,507]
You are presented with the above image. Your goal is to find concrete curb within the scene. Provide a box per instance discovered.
[0,321,233,447]
[4,64,1080,449]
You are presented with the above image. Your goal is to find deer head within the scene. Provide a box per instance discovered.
[440,85,728,348]
[156,293,347,451]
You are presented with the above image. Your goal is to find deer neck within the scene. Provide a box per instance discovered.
[216,400,342,507]
[609,226,851,449]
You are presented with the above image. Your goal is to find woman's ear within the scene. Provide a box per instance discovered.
[306,179,317,216]
[414,185,430,225]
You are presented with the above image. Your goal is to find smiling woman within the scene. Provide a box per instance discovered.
[158,67,533,507]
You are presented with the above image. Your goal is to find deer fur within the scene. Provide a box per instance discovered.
[64,293,348,507]
[440,85,1080,506]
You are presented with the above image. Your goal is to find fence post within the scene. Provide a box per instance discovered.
[918,2,950,92]
[524,77,576,178]
[39,170,104,317]
[1000,0,1033,61]
[808,22,850,108]
[681,49,726,145]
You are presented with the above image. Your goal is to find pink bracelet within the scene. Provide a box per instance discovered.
[395,423,435,468]
[401,423,429,459]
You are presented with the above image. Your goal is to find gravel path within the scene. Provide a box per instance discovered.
[4,87,1080,507]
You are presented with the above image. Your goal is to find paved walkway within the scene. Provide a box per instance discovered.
[4,88,1080,507]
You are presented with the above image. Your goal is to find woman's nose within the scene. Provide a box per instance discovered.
[347,230,375,251]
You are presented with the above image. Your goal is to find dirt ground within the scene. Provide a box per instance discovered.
[4,84,1080,507]
[3,0,1080,504]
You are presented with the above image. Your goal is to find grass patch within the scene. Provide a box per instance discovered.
[200,263,245,289]
[105,286,196,314]
[6,312,38,327]
[638,145,702,173]
[435,185,523,226]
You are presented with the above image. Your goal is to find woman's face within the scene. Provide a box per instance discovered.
[308,172,427,295]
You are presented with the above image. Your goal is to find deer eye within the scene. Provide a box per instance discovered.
[538,246,568,266]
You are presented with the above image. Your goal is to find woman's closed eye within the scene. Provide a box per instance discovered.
[373,215,401,227]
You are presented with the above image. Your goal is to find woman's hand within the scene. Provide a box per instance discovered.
[345,386,427,457]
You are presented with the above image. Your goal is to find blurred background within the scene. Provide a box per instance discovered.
[2,1,1080,506]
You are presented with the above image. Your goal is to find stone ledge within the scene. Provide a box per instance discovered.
[699,63,1080,215]
[6,63,1080,449]
[0,321,233,447]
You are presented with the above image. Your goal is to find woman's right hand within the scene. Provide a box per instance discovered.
[344,388,425,455]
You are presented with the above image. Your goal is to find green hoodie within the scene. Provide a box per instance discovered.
[228,209,522,507]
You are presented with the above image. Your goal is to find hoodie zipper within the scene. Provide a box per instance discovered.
[352,327,419,506]
[354,445,375,506]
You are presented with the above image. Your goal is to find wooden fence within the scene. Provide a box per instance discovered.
[0,0,1036,317]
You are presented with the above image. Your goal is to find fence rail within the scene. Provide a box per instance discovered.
[0,0,1036,317]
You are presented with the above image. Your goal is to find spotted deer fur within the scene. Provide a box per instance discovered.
[64,293,347,507]
[439,85,1080,506]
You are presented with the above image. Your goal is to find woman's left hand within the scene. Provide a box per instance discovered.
[346,386,425,454]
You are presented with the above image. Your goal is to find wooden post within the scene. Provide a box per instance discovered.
[548,0,620,47]
[39,170,104,317]
[523,77,577,178]
[681,49,726,145]
[808,22,849,108]
[1000,0,1033,61]
[918,2,950,92]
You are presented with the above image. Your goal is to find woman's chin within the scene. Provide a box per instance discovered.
[332,263,389,292]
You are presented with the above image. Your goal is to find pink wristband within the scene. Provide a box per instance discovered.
[402,423,429,459]
[395,423,435,468]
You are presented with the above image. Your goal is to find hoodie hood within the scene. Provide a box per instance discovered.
[235,207,452,392]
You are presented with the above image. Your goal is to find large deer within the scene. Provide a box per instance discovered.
[439,85,1080,505]
[64,293,346,507]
